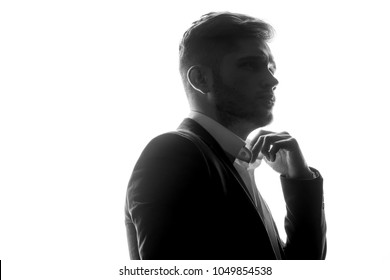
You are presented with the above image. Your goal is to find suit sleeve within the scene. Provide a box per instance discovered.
[280,168,327,259]
[125,133,210,259]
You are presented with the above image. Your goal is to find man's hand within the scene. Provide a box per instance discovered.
[249,130,314,179]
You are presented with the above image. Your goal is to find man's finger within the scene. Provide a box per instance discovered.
[260,134,290,161]
[249,129,274,147]
[268,138,293,162]
[251,133,289,162]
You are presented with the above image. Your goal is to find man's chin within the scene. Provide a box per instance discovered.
[251,112,273,128]
[216,109,273,130]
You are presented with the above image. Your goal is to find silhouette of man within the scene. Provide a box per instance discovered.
[125,11,326,260]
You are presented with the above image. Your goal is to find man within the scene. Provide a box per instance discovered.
[125,12,326,260]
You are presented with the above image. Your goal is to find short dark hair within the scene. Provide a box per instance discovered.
[179,12,274,87]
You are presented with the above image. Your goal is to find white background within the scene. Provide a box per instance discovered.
[1,0,389,279]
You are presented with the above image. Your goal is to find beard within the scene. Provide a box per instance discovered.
[212,73,273,130]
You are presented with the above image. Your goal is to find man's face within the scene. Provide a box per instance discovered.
[213,38,279,129]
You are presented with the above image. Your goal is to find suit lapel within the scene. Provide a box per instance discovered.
[177,118,278,259]
[177,118,258,208]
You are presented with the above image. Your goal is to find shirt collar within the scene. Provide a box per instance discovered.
[188,111,252,162]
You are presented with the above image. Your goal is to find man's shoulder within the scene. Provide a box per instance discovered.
[136,130,208,166]
[144,131,200,154]
[128,131,210,200]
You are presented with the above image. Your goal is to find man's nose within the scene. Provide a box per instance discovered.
[271,76,279,91]
[261,72,279,90]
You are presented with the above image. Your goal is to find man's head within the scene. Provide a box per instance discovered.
[179,12,279,136]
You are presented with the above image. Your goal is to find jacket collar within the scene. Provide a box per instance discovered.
[177,118,236,164]
[177,118,269,239]
[188,111,246,159]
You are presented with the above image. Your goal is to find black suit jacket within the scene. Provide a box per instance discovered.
[125,118,327,259]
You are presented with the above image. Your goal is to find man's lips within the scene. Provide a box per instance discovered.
[259,94,275,107]
[259,94,275,102]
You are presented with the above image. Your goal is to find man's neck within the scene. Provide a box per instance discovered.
[214,115,256,140]
[189,108,255,139]
[222,122,254,140]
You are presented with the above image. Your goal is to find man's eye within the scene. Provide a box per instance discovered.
[240,62,258,70]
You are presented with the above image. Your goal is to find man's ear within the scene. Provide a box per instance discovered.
[187,65,212,95]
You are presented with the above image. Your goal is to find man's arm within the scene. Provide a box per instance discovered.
[250,130,327,259]
[125,133,210,259]
[281,169,326,259]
